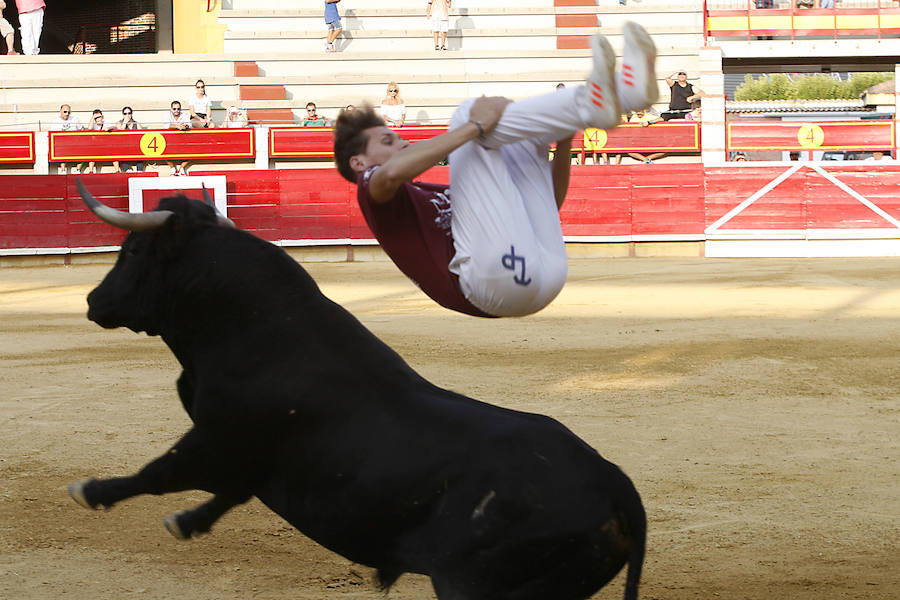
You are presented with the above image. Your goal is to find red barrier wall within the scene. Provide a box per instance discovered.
[3,163,900,254]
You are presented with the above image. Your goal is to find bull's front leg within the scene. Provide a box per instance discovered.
[68,427,246,509]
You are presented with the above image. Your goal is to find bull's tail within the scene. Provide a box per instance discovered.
[620,479,646,600]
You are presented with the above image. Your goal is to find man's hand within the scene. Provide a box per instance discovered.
[468,96,512,136]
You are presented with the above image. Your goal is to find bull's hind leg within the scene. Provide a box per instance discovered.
[163,494,247,540]
[69,427,253,510]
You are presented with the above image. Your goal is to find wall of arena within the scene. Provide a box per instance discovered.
[4,161,900,263]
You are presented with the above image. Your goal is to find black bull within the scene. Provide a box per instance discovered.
[68,180,646,600]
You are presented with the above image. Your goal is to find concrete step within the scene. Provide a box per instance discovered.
[218,7,702,32]
[0,54,236,79]
[224,0,557,9]
[224,29,702,55]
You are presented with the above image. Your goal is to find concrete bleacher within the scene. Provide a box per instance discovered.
[0,0,704,132]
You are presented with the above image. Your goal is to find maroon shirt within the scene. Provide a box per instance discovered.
[356,166,492,317]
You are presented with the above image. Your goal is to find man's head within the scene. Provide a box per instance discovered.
[306,102,318,118]
[333,105,406,183]
[228,106,240,119]
[59,104,72,120]
[677,71,688,84]
[873,151,885,160]
[170,101,182,114]
[92,109,104,124]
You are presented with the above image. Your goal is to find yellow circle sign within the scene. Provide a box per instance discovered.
[139,132,167,157]
[583,128,608,151]
[797,124,825,149]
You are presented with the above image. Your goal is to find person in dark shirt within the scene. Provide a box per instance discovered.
[333,24,658,317]
[662,71,703,121]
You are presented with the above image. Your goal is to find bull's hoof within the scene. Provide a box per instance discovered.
[68,479,98,510]
[163,512,190,540]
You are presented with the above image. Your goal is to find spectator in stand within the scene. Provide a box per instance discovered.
[50,104,83,175]
[633,108,662,127]
[865,150,894,162]
[663,71,703,121]
[685,102,701,121]
[627,150,665,164]
[819,0,834,7]
[426,0,451,51]
[164,100,191,176]
[14,0,42,55]
[114,106,144,173]
[627,109,665,164]
[380,82,406,127]
[1,0,18,54]
[303,102,330,126]
[225,105,246,128]
[324,0,342,53]
[84,109,112,174]
[189,79,215,128]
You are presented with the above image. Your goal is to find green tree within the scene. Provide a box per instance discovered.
[735,73,893,101]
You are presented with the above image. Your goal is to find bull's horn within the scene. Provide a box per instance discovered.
[77,178,173,231]
[201,183,235,228]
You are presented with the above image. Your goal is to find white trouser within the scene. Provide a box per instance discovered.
[447,86,594,317]
[19,8,43,55]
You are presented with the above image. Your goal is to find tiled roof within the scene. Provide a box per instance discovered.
[863,79,895,95]
[726,99,871,113]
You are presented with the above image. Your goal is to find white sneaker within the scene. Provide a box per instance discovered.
[617,21,659,113]
[581,33,621,131]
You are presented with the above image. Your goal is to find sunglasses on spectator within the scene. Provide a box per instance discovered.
[123,111,132,115]
[307,108,316,112]
[62,110,70,114]
[196,85,205,89]
[389,89,398,92]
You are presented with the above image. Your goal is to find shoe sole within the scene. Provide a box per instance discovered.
[622,21,659,109]
[588,34,622,127]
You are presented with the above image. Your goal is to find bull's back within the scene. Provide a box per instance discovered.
[249,384,636,576]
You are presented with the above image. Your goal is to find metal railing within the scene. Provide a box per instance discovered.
[73,23,157,55]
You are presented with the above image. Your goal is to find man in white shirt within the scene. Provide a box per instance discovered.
[224,106,246,128]
[164,100,191,175]
[865,150,894,162]
[50,104,83,174]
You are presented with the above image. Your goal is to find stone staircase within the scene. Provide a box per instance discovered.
[0,0,704,130]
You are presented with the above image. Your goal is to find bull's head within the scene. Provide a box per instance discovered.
[77,179,234,335]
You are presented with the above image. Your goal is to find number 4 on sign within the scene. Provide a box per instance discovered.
[583,128,608,152]
[797,124,824,149]
[140,132,167,157]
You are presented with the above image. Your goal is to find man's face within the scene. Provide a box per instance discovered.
[60,106,71,120]
[351,126,410,174]
[93,113,104,125]
[678,73,688,84]
[306,105,317,118]
[171,104,182,115]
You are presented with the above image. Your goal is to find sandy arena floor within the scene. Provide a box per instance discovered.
[1,256,898,599]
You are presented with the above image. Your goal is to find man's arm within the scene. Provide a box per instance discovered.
[551,137,572,210]
[665,72,678,87]
[368,96,511,204]
[687,86,705,103]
